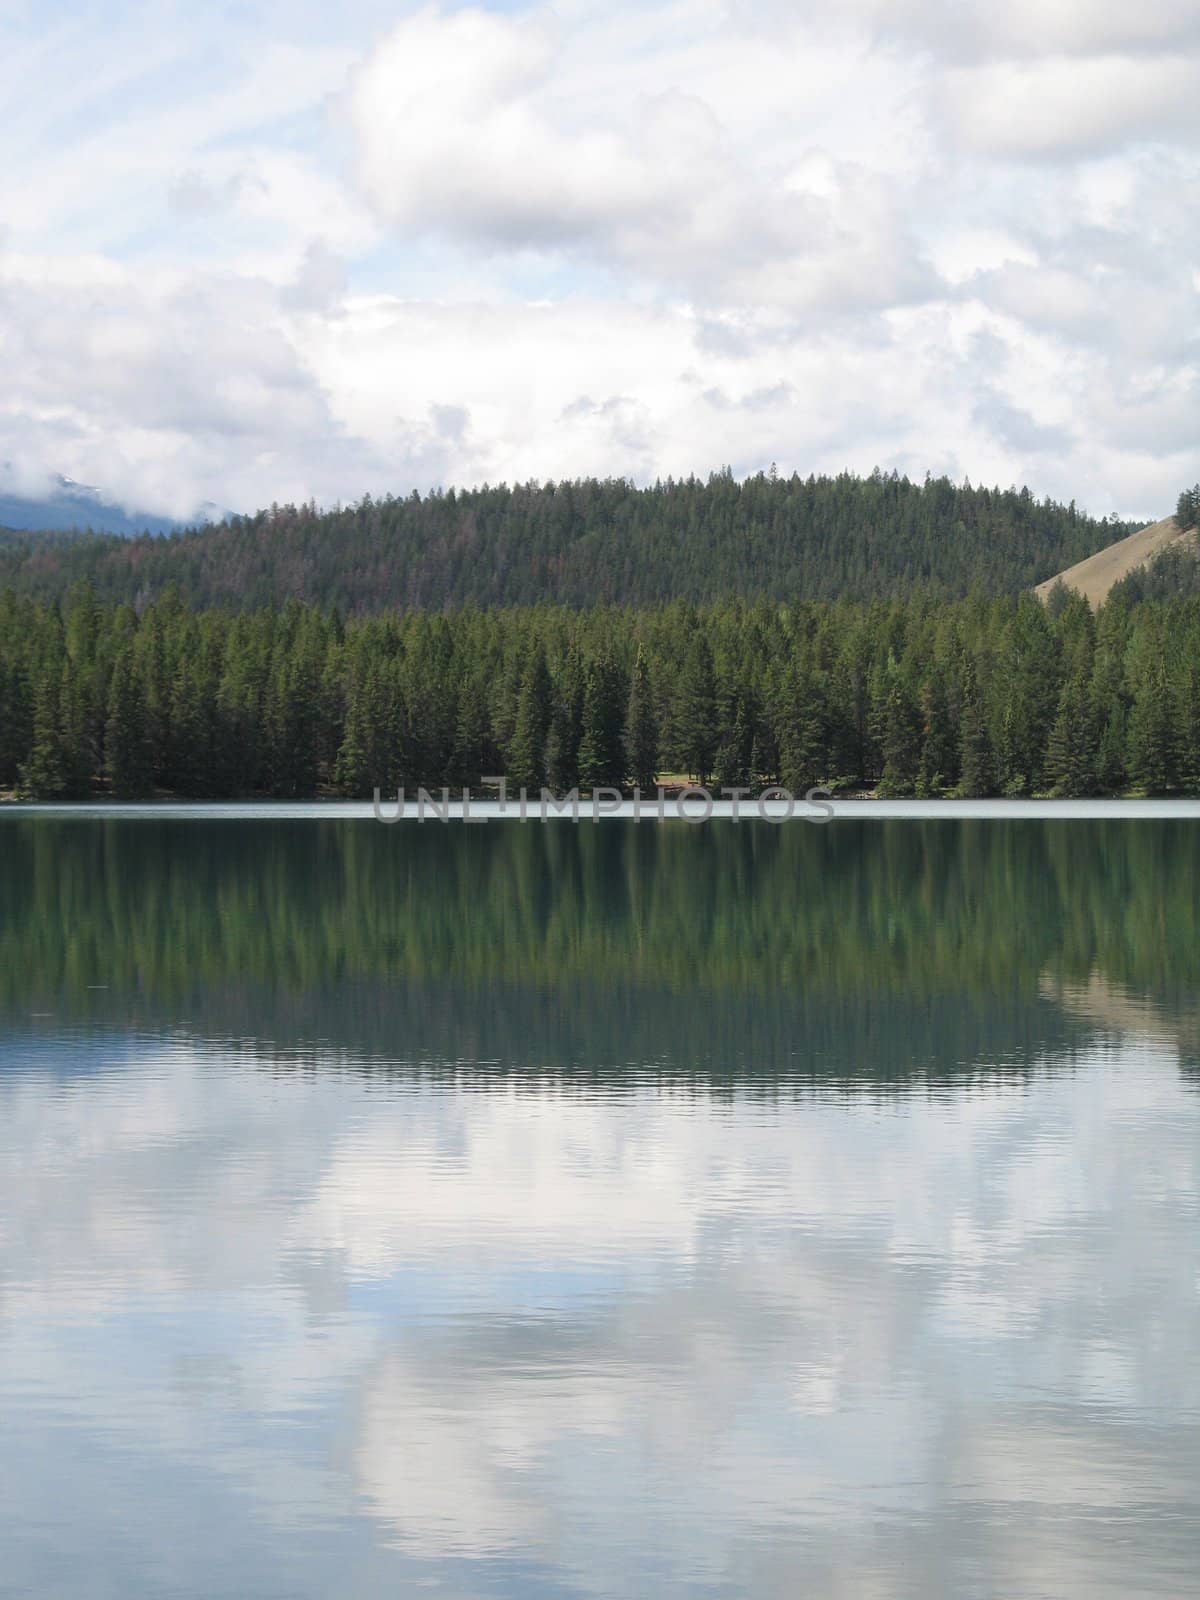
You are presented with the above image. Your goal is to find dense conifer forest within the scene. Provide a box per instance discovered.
[0,471,1130,611]
[3,578,1200,801]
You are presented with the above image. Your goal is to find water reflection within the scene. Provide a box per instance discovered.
[2,1036,1198,1598]
[2,818,1199,1075]
[1,821,1199,1597]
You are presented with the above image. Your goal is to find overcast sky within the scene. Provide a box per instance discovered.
[0,0,1196,520]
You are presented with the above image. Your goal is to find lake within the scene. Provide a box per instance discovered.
[1,817,1198,1598]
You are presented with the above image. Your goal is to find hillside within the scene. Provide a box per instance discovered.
[1035,515,1186,607]
[0,472,1128,611]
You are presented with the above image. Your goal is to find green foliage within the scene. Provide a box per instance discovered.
[3,583,1200,800]
[1112,543,1200,606]
[671,634,717,783]
[957,660,996,799]
[507,643,553,794]
[878,663,922,797]
[1046,667,1100,797]
[105,646,153,798]
[625,647,659,791]
[1177,484,1199,532]
[0,471,1133,612]
[578,652,627,791]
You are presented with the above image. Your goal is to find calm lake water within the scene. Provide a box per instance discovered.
[2,818,1198,1599]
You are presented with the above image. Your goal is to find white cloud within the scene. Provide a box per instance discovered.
[939,53,1199,159]
[819,0,1200,60]
[0,0,1195,521]
[344,5,937,314]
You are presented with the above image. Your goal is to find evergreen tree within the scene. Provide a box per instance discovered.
[671,635,717,784]
[402,619,457,787]
[18,666,67,799]
[168,649,216,796]
[0,472,1137,611]
[714,687,757,791]
[105,647,153,798]
[0,659,30,789]
[452,668,494,787]
[625,647,659,790]
[19,652,90,800]
[958,660,995,797]
[1096,709,1127,794]
[1175,661,1200,793]
[6,581,1200,806]
[918,671,957,795]
[578,652,627,790]
[335,657,399,795]
[546,644,584,792]
[878,666,922,796]
[1046,667,1099,797]
[1128,665,1178,793]
[264,626,323,797]
[507,644,552,792]
[776,659,826,794]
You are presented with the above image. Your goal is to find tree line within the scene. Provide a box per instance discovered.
[3,579,1200,801]
[0,469,1130,612]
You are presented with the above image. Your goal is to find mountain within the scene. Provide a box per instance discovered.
[1034,515,1187,608]
[0,475,221,538]
[0,471,1132,611]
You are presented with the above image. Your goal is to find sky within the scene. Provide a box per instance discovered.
[0,0,1196,521]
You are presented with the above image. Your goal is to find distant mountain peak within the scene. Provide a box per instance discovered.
[0,471,227,537]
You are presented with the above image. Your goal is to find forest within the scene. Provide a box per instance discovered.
[2,576,1199,802]
[0,470,1130,611]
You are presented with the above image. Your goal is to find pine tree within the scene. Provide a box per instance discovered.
[19,668,67,799]
[264,636,322,798]
[958,660,995,798]
[105,647,153,798]
[546,644,584,792]
[578,652,627,790]
[776,659,825,794]
[625,646,659,790]
[1097,709,1127,794]
[878,667,922,796]
[136,610,172,788]
[671,635,717,784]
[1046,668,1099,797]
[1128,665,1178,794]
[1175,661,1200,793]
[0,660,28,789]
[335,658,399,795]
[714,688,756,791]
[1000,595,1061,792]
[995,693,1027,795]
[507,644,552,792]
[1176,484,1199,531]
[18,648,90,800]
[452,669,494,787]
[918,671,957,795]
[402,619,457,787]
[167,642,220,797]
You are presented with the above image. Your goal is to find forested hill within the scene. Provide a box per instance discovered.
[0,472,1129,611]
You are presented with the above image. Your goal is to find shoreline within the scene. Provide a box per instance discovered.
[4,797,1200,821]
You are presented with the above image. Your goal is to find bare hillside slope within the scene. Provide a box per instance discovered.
[1035,515,1187,607]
